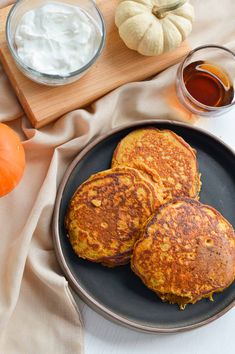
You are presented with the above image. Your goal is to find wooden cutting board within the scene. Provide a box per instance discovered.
[0,1,190,128]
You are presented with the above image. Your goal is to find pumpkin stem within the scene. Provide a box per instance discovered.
[152,0,186,19]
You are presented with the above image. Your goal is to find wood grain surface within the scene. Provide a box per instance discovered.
[0,1,190,128]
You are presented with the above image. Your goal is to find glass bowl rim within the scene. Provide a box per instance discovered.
[177,44,235,111]
[6,0,106,80]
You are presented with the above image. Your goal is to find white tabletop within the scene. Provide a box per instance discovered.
[73,109,235,354]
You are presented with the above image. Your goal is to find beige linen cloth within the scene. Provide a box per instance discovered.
[0,1,234,353]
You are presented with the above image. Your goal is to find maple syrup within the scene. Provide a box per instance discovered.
[183,60,234,107]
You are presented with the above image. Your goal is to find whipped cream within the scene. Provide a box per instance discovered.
[15,2,101,76]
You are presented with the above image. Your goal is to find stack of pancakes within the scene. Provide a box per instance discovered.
[65,127,235,309]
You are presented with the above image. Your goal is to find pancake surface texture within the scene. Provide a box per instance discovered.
[65,167,161,266]
[112,128,200,201]
[132,198,235,309]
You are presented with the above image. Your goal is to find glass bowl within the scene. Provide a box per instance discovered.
[6,0,106,86]
[176,45,235,116]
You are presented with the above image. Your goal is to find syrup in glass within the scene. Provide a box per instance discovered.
[183,60,234,107]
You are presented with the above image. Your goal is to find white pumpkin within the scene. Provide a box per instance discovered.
[115,0,194,56]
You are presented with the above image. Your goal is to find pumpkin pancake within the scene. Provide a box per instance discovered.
[112,128,201,201]
[131,198,235,309]
[65,166,162,267]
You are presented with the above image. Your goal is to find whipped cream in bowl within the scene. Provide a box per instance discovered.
[6,0,106,85]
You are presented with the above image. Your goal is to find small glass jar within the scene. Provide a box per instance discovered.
[6,0,106,86]
[176,45,235,116]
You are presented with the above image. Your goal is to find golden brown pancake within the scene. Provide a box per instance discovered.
[131,198,235,309]
[65,166,162,267]
[112,128,201,201]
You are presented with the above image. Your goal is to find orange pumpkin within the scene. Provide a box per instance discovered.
[0,123,25,197]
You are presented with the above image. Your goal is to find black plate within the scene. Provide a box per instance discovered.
[53,120,235,333]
